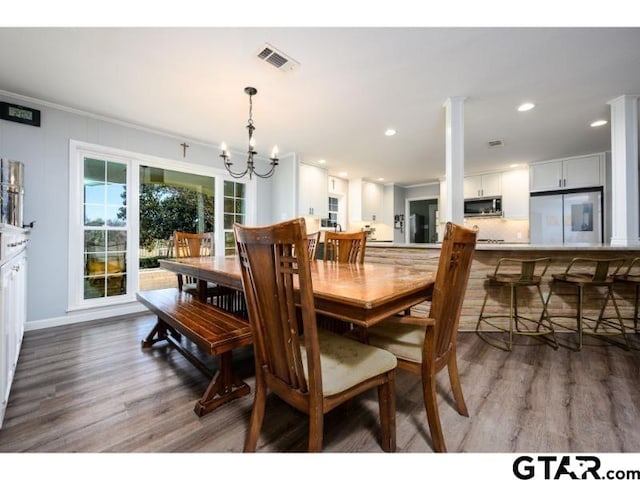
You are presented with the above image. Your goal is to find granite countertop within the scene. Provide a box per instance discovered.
[367,241,640,251]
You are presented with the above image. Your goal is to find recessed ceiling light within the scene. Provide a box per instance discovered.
[517,102,535,112]
[338,172,348,177]
[384,128,397,137]
[317,159,326,164]
[590,120,608,127]
[509,163,521,168]
[377,177,385,182]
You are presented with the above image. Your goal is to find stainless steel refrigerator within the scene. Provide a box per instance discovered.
[530,187,603,245]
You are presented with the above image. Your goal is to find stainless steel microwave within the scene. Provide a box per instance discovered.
[464,196,502,217]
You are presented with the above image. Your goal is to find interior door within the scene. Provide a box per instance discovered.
[408,198,438,243]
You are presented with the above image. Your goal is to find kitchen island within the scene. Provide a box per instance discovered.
[366,242,640,331]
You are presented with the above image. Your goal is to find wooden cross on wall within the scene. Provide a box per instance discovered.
[180,142,190,157]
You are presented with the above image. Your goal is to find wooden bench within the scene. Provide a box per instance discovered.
[137,288,253,416]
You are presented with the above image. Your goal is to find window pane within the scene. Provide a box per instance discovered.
[85,183,106,205]
[106,183,126,206]
[84,205,105,226]
[224,214,235,229]
[106,205,126,226]
[224,181,234,196]
[138,166,215,291]
[235,214,245,225]
[107,253,126,274]
[107,161,126,184]
[107,275,126,297]
[236,182,246,197]
[234,199,245,214]
[85,230,105,252]
[224,197,234,212]
[107,231,127,251]
[84,277,105,299]
[85,253,106,276]
[225,232,235,249]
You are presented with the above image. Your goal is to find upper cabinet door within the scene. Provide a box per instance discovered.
[481,172,502,197]
[464,172,502,198]
[529,154,603,192]
[563,155,601,189]
[529,161,564,192]
[299,163,328,217]
[463,175,483,199]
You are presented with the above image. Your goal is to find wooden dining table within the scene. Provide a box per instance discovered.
[159,256,435,327]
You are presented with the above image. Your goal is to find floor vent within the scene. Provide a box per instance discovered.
[256,43,300,72]
[488,139,504,148]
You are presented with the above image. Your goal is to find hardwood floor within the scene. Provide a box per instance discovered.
[1,313,640,452]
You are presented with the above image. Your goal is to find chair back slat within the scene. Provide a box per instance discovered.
[173,231,213,258]
[306,231,321,260]
[323,231,366,264]
[428,222,477,358]
[235,218,320,396]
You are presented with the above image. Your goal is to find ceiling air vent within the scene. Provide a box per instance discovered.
[488,139,504,148]
[256,43,300,72]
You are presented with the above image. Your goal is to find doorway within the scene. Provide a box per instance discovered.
[407,198,438,243]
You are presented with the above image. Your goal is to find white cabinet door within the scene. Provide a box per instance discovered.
[564,155,601,189]
[463,175,483,198]
[299,163,328,217]
[501,168,529,219]
[464,173,501,198]
[529,161,564,192]
[481,172,502,197]
[361,181,384,221]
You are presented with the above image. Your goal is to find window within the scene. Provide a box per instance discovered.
[328,196,339,227]
[223,180,246,255]
[69,140,255,311]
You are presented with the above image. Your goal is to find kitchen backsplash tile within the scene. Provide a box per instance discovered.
[463,217,530,243]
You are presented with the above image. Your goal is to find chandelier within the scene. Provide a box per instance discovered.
[220,86,279,179]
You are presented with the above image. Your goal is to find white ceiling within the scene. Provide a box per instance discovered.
[0,27,639,186]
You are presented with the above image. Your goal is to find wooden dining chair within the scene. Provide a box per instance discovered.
[234,217,397,452]
[323,230,366,264]
[364,222,478,452]
[172,231,220,300]
[306,230,321,261]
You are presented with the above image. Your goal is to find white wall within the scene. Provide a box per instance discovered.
[0,91,275,325]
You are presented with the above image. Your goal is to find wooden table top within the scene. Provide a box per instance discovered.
[159,256,435,327]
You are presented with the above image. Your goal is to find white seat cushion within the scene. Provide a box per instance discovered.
[366,322,425,363]
[300,329,397,396]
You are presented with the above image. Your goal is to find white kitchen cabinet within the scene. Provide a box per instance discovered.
[298,163,328,217]
[464,172,502,198]
[0,229,28,428]
[328,175,348,195]
[348,178,385,222]
[501,167,529,219]
[529,154,604,192]
[361,181,384,222]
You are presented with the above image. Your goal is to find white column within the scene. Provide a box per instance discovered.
[444,96,466,225]
[607,95,640,246]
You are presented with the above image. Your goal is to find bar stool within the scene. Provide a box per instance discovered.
[612,257,640,333]
[476,257,557,351]
[546,257,628,351]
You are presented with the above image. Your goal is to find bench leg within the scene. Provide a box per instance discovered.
[194,351,250,416]
[141,318,182,349]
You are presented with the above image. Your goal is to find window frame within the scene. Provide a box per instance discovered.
[68,140,256,312]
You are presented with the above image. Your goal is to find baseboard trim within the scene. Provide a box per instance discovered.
[25,302,150,331]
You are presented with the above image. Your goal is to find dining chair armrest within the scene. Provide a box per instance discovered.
[387,315,435,327]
